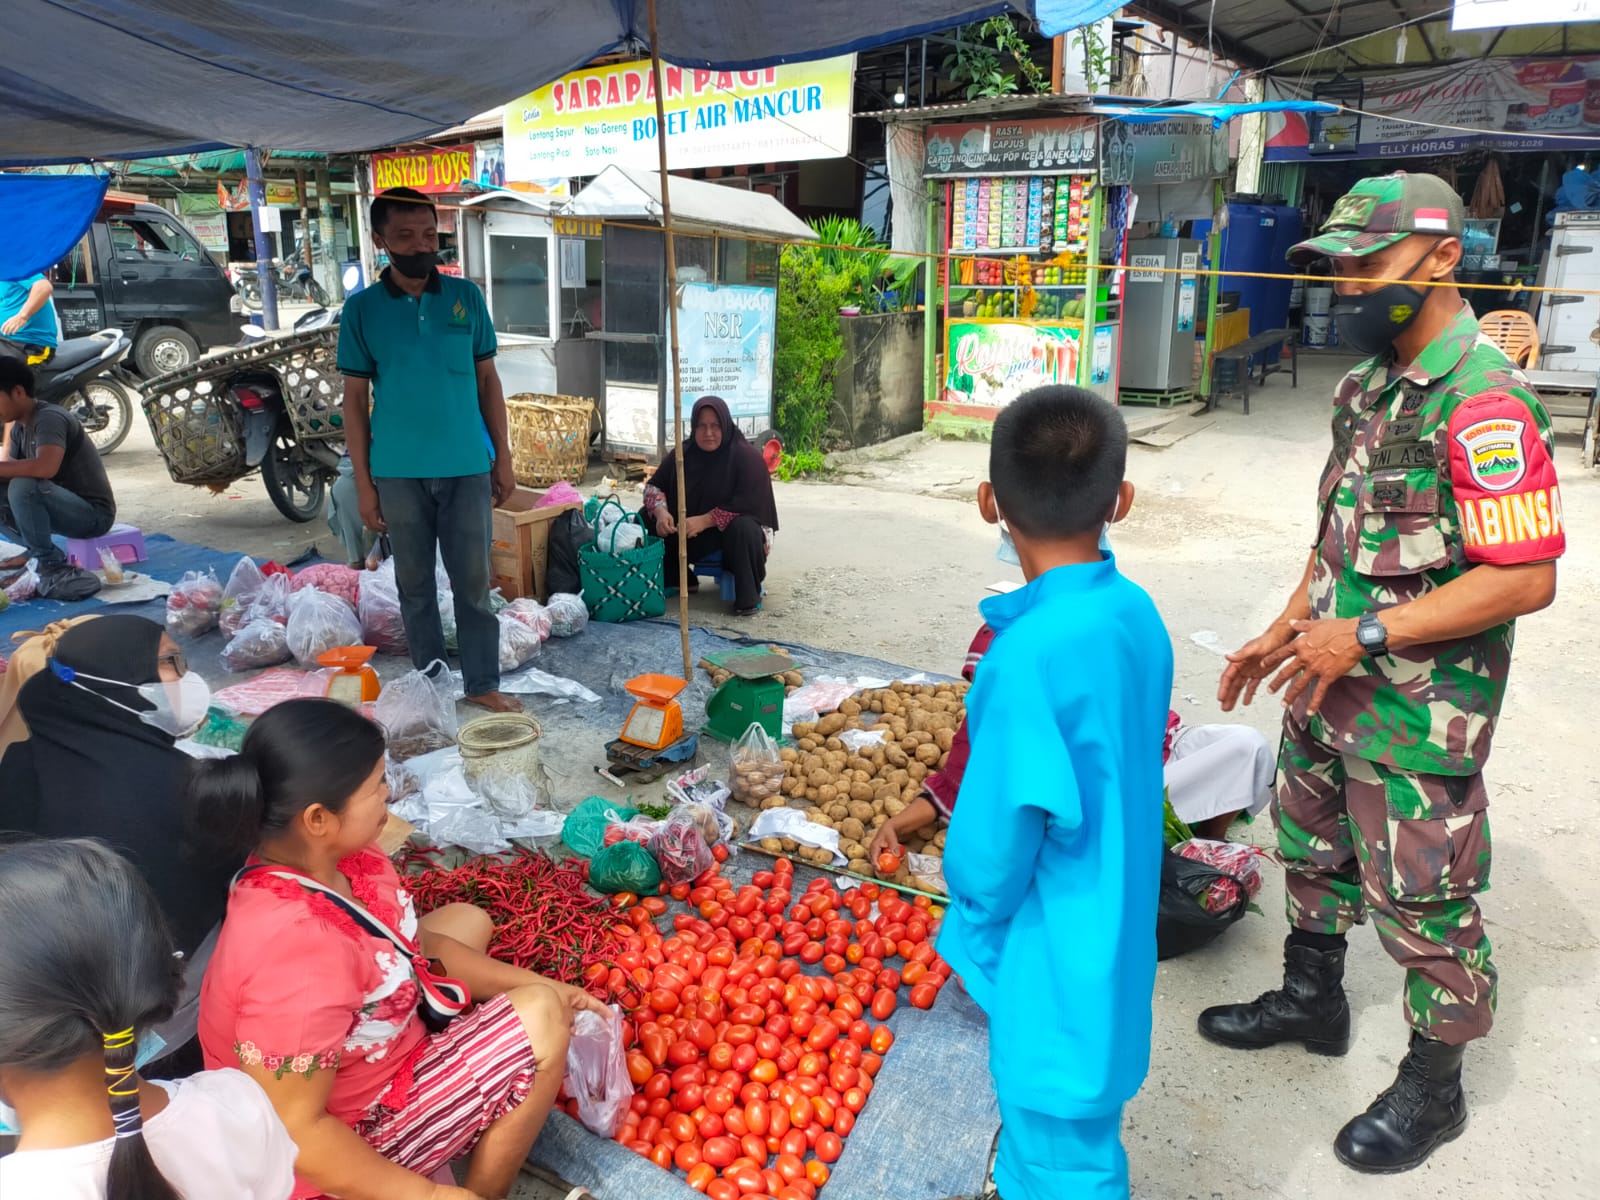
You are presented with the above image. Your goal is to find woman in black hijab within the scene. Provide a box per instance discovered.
[643,396,779,616]
[0,615,240,956]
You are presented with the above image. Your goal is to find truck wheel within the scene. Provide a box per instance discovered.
[135,326,200,378]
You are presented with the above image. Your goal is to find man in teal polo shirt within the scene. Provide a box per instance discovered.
[338,187,520,712]
[0,274,60,365]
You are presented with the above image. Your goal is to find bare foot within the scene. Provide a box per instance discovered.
[464,690,524,714]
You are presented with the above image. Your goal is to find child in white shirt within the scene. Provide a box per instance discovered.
[0,838,296,1199]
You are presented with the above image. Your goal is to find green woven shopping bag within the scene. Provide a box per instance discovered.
[579,499,666,623]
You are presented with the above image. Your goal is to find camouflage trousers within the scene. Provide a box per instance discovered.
[1273,714,1497,1045]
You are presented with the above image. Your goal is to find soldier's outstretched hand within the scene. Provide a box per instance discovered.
[1262,617,1364,716]
[1218,620,1297,711]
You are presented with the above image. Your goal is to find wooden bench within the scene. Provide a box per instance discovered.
[1207,328,1299,415]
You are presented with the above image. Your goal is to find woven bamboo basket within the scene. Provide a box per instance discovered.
[140,378,247,485]
[505,393,594,487]
[277,333,345,444]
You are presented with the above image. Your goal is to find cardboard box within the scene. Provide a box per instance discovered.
[491,486,580,602]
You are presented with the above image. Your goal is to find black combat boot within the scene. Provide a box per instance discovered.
[1196,935,1351,1055]
[1334,1031,1468,1173]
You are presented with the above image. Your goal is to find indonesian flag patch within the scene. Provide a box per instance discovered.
[1413,207,1452,232]
[1454,416,1527,492]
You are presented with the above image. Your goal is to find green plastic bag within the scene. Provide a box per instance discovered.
[589,841,661,895]
[563,796,638,858]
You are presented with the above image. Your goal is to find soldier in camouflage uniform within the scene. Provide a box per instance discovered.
[1198,173,1566,1174]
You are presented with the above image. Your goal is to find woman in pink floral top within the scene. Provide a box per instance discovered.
[193,700,606,1200]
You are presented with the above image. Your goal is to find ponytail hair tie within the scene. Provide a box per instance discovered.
[102,1026,142,1140]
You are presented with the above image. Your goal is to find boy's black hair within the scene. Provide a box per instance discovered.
[0,356,36,396]
[370,186,436,233]
[990,385,1128,538]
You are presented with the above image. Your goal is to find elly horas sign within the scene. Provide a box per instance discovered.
[503,57,854,180]
[370,144,477,195]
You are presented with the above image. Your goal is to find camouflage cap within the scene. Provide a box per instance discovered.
[1288,172,1465,264]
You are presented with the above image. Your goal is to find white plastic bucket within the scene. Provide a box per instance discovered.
[1303,314,1335,347]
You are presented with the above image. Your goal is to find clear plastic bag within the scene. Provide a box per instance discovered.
[97,546,126,585]
[219,557,265,637]
[220,618,291,672]
[563,1006,632,1137]
[290,562,360,608]
[546,592,589,638]
[498,612,543,672]
[3,564,38,605]
[246,572,292,625]
[502,598,553,641]
[358,558,408,655]
[649,811,715,885]
[374,662,458,760]
[601,812,660,848]
[165,569,224,638]
[730,722,783,806]
[1173,839,1268,912]
[286,588,363,668]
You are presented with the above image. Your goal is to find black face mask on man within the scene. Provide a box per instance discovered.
[386,249,439,279]
[1331,242,1441,356]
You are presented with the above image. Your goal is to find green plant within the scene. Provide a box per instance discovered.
[777,448,827,480]
[773,245,848,457]
[809,215,919,312]
[944,17,1049,99]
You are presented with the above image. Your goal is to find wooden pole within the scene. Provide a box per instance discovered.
[648,0,692,681]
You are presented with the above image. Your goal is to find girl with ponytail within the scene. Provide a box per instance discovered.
[0,838,294,1199]
[193,699,605,1200]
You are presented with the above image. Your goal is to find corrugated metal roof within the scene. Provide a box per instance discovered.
[567,165,818,241]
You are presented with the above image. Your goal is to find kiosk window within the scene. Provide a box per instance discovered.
[488,234,550,338]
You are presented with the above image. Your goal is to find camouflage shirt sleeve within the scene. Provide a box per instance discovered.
[1446,389,1566,565]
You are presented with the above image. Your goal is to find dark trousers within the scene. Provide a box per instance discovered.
[0,478,112,569]
[374,474,500,696]
[662,515,766,609]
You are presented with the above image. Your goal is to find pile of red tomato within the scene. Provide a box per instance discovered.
[574,852,951,1198]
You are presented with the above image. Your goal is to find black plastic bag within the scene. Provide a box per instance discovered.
[545,509,594,598]
[1156,848,1249,960]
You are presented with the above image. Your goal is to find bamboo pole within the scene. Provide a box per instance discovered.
[648,0,692,681]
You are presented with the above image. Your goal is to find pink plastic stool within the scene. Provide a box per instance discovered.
[66,523,147,569]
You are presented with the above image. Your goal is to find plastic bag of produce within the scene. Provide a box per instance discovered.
[3,565,37,605]
[563,1006,631,1137]
[649,811,714,885]
[219,557,266,637]
[502,598,553,641]
[165,569,224,638]
[1173,838,1267,912]
[498,612,543,672]
[588,840,660,894]
[1156,847,1250,961]
[246,571,292,625]
[562,796,638,858]
[729,722,783,806]
[374,661,458,760]
[546,592,589,638]
[220,618,292,672]
[286,587,362,668]
[291,562,360,608]
[358,559,408,655]
[601,812,659,848]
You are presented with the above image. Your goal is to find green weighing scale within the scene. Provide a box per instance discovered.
[702,647,795,742]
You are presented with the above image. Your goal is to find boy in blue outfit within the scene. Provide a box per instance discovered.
[938,386,1174,1200]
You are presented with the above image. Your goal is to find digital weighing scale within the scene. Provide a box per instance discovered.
[604,674,700,781]
[702,647,794,742]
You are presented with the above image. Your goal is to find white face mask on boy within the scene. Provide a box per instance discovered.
[994,510,1116,565]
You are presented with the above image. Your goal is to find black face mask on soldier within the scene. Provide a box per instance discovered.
[1331,243,1440,357]
[386,249,439,279]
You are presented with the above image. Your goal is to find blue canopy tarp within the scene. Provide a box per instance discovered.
[0,174,109,281]
[1,1,1124,165]
[1095,100,1338,126]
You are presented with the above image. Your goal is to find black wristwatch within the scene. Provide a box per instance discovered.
[1356,612,1389,657]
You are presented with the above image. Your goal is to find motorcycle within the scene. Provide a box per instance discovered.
[233,259,330,311]
[228,306,342,523]
[33,329,138,456]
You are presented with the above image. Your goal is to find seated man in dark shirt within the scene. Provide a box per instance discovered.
[0,357,115,600]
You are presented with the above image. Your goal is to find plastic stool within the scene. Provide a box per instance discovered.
[66,524,147,570]
[691,552,738,604]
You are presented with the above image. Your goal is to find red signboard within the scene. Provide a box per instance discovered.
[371,144,478,194]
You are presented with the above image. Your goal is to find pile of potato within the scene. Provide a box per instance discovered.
[749,681,968,879]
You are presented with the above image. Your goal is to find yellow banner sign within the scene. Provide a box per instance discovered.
[504,56,854,181]
[371,144,477,195]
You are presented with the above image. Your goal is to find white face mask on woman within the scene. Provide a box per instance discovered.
[49,661,213,739]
